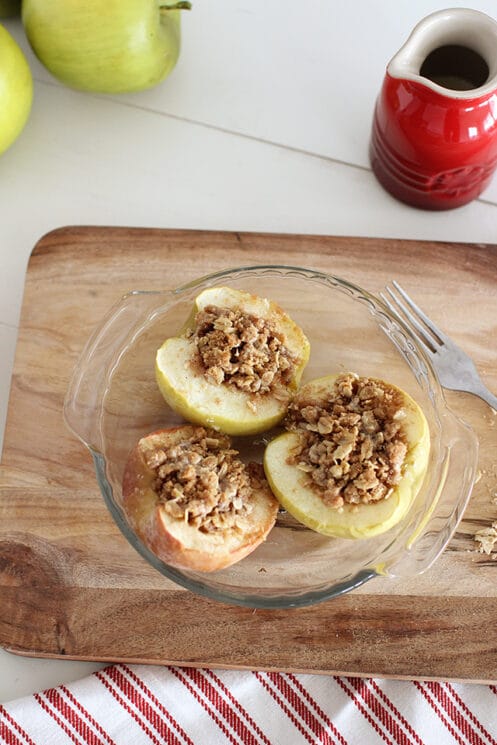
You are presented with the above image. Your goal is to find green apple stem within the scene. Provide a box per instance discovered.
[159,1,192,10]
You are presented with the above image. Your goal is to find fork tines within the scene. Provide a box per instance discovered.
[380,281,447,354]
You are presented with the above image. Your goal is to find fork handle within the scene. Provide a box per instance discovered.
[470,381,497,411]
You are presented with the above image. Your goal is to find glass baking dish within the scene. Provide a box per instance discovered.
[64,265,478,608]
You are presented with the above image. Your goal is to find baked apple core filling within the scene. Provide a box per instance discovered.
[143,427,256,533]
[285,373,408,510]
[189,304,298,396]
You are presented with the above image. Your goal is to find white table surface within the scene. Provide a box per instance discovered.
[1,0,497,704]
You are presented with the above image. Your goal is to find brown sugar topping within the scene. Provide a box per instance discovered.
[142,427,258,534]
[190,304,298,396]
[285,373,409,509]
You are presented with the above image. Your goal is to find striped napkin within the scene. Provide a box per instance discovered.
[1,665,496,745]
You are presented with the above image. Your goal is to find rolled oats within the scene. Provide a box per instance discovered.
[191,304,298,398]
[143,427,257,534]
[286,373,409,509]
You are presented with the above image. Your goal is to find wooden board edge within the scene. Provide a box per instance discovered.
[26,225,497,263]
[2,645,495,685]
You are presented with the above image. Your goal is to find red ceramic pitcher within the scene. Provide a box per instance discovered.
[370,8,497,210]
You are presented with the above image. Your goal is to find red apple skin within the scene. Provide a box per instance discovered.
[122,426,278,572]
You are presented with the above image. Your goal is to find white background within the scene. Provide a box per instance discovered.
[1,1,496,702]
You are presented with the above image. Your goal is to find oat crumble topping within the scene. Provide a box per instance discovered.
[285,373,409,509]
[189,304,298,396]
[474,521,497,555]
[143,427,258,534]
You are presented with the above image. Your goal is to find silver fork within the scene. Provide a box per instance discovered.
[380,280,497,411]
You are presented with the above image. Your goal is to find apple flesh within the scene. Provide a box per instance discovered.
[0,24,32,156]
[155,287,311,436]
[122,426,279,572]
[264,375,430,539]
[22,1,190,93]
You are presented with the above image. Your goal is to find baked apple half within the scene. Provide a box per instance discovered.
[122,425,279,571]
[155,287,310,435]
[263,373,430,539]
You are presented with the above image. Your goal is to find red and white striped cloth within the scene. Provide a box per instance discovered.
[1,665,496,745]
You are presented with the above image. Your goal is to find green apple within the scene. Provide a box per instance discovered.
[155,287,311,436]
[264,375,430,539]
[0,1,21,18]
[0,24,33,156]
[22,0,192,93]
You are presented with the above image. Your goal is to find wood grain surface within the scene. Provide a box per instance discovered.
[1,226,496,682]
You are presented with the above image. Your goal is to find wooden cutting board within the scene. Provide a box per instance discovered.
[1,226,496,682]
